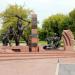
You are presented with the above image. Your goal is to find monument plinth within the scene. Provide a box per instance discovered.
[0,12,75,59]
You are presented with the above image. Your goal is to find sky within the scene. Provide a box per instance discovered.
[0,0,75,28]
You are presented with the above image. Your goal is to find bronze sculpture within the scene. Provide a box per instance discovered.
[2,15,31,46]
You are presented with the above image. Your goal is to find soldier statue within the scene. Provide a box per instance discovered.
[2,26,19,46]
[7,26,15,40]
[53,33,61,48]
[17,19,24,36]
[16,19,28,45]
[2,33,9,46]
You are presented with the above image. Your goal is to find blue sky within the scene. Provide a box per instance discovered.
[0,0,75,27]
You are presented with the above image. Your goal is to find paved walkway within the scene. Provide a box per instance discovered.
[0,58,57,75]
[59,64,75,75]
[0,58,75,75]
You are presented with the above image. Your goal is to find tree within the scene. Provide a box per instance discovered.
[38,28,47,41]
[69,9,75,20]
[0,4,31,40]
[69,9,75,34]
[42,14,72,38]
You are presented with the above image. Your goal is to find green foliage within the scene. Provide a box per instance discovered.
[42,14,72,38]
[69,9,75,33]
[0,4,31,40]
[38,28,47,41]
[69,9,75,20]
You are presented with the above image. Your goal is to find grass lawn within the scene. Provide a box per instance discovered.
[0,40,64,46]
[0,41,47,46]
[38,41,47,45]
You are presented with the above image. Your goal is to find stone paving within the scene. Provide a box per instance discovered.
[59,64,75,75]
[0,58,75,75]
[0,58,57,75]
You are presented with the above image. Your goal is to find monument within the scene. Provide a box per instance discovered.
[1,12,39,53]
[0,11,75,53]
[0,12,75,75]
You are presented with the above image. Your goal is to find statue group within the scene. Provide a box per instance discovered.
[43,34,61,49]
[2,14,61,50]
[2,15,31,46]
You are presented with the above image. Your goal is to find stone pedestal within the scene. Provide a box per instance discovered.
[0,46,29,53]
[31,46,39,52]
